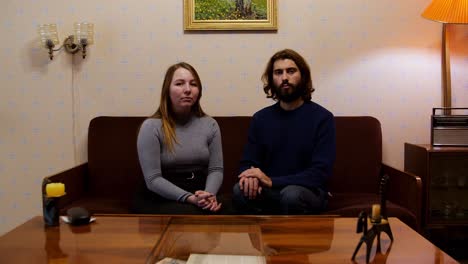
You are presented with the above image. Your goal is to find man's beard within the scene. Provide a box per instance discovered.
[275,81,303,103]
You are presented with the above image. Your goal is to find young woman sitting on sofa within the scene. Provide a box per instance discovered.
[132,62,223,214]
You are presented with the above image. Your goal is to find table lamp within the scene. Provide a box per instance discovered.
[421,0,468,113]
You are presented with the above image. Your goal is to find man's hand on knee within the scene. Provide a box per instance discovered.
[238,175,261,200]
[239,167,272,189]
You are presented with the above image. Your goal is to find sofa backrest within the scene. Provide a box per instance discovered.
[330,116,382,193]
[86,116,382,198]
[214,116,382,195]
[214,117,251,194]
[87,116,146,198]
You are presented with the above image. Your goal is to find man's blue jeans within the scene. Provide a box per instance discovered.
[232,183,327,214]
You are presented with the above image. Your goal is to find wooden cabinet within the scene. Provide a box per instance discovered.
[404,143,468,229]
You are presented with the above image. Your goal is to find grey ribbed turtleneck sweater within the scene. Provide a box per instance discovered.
[137,115,223,202]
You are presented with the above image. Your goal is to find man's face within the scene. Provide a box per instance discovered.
[272,59,303,102]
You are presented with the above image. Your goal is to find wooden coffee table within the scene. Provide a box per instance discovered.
[0,215,458,263]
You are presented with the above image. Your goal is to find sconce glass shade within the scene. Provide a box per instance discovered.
[73,22,94,45]
[422,0,468,23]
[37,24,59,48]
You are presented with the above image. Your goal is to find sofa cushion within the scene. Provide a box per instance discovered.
[60,195,130,215]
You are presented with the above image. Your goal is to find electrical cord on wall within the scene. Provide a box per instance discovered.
[71,55,78,165]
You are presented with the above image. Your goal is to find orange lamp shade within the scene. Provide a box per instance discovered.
[422,0,468,23]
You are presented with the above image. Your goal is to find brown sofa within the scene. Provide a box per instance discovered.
[45,116,422,231]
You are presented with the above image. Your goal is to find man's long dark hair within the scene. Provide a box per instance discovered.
[261,49,315,101]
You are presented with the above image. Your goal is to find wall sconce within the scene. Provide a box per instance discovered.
[38,22,94,60]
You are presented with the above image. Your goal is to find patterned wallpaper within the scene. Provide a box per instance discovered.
[0,0,467,235]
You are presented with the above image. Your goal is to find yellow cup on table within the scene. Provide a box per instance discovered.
[45,183,66,198]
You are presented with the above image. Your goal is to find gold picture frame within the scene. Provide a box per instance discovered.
[184,0,277,31]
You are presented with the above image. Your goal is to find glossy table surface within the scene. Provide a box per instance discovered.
[0,215,458,263]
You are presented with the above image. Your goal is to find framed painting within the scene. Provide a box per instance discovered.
[184,0,277,31]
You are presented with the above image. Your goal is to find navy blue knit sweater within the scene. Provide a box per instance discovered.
[239,101,336,192]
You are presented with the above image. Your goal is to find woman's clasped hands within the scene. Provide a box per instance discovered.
[186,190,222,212]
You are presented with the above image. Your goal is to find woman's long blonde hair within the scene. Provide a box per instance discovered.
[150,62,205,152]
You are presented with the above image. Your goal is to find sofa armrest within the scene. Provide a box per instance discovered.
[43,163,89,210]
[382,163,422,231]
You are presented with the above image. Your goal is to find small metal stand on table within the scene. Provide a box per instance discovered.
[351,175,394,263]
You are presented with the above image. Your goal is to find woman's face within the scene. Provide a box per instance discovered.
[169,67,200,115]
